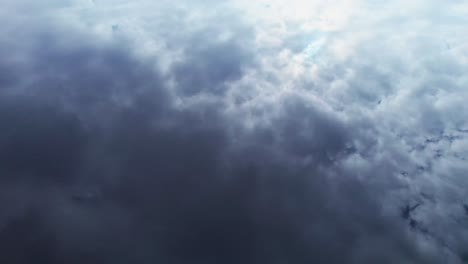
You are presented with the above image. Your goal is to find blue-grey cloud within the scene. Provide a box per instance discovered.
[0,1,467,264]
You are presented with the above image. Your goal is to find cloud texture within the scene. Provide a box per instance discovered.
[0,0,467,263]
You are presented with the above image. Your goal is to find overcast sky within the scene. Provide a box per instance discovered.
[0,0,467,263]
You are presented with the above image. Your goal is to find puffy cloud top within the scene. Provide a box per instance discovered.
[0,1,467,263]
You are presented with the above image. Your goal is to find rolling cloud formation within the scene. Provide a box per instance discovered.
[0,0,467,263]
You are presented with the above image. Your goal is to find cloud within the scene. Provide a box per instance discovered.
[0,0,467,263]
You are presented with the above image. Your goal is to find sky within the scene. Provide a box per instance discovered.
[0,0,467,263]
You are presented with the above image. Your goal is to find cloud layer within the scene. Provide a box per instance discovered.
[0,0,467,263]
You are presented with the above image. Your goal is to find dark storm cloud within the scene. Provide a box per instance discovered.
[0,37,438,264]
[0,3,464,264]
[0,96,86,182]
[172,40,253,96]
